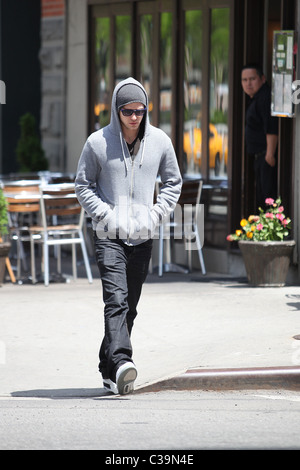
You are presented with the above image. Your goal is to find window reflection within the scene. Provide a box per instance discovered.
[94,17,110,130]
[183,10,203,176]
[159,12,172,137]
[94,15,132,131]
[140,14,153,121]
[209,8,229,181]
[115,15,132,84]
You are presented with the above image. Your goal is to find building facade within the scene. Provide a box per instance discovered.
[1,0,300,278]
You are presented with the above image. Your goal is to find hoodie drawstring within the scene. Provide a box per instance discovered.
[139,136,146,167]
[120,133,128,174]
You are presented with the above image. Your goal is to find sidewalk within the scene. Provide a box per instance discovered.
[1,263,300,398]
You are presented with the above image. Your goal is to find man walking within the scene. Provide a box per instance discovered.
[75,77,182,394]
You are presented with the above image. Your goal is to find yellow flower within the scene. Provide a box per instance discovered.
[240,219,247,227]
[246,231,253,239]
[235,229,242,236]
[251,225,255,231]
[248,215,260,223]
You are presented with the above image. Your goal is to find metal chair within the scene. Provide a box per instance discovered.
[29,185,93,286]
[157,179,206,276]
[4,183,40,280]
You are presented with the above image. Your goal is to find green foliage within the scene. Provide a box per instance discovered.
[0,188,8,237]
[16,112,48,172]
[210,109,228,124]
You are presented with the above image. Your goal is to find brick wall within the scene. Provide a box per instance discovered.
[41,0,65,18]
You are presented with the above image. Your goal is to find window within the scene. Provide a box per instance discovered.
[94,16,110,130]
[209,8,229,181]
[90,0,232,249]
[91,3,133,131]
[183,10,203,176]
[159,12,172,137]
[140,14,153,122]
[115,15,132,84]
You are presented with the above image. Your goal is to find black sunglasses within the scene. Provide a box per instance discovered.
[120,107,147,117]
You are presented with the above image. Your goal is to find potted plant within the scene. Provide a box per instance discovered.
[227,197,295,287]
[0,187,10,285]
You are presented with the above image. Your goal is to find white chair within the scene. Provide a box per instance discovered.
[29,185,93,286]
[157,179,206,277]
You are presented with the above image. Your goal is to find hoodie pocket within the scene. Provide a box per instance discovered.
[128,205,158,241]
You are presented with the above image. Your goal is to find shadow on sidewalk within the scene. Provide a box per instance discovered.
[10,388,119,399]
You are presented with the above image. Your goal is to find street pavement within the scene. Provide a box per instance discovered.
[1,259,300,399]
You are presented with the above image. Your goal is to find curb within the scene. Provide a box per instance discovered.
[136,366,300,393]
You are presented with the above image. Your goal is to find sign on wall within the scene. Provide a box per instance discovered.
[0,80,5,104]
[271,30,296,118]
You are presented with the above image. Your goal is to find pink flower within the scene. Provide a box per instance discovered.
[278,206,284,213]
[265,198,274,205]
[282,219,288,226]
[256,223,263,231]
[276,213,284,221]
[265,212,274,219]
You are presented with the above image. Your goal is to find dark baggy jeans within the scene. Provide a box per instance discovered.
[93,234,153,383]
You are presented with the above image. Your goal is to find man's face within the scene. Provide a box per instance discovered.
[241,68,266,98]
[119,102,145,133]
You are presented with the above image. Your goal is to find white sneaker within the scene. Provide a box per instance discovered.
[103,378,118,395]
[116,362,137,395]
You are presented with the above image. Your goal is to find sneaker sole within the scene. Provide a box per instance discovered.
[116,363,137,395]
[103,378,118,395]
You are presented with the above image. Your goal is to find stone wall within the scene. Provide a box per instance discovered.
[39,0,65,171]
[65,0,88,173]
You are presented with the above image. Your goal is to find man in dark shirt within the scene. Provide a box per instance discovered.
[241,64,278,211]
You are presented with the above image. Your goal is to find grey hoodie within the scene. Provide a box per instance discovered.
[75,77,182,245]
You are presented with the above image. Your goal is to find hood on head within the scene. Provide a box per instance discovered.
[109,77,149,136]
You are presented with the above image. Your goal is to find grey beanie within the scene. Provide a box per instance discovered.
[116,83,147,110]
